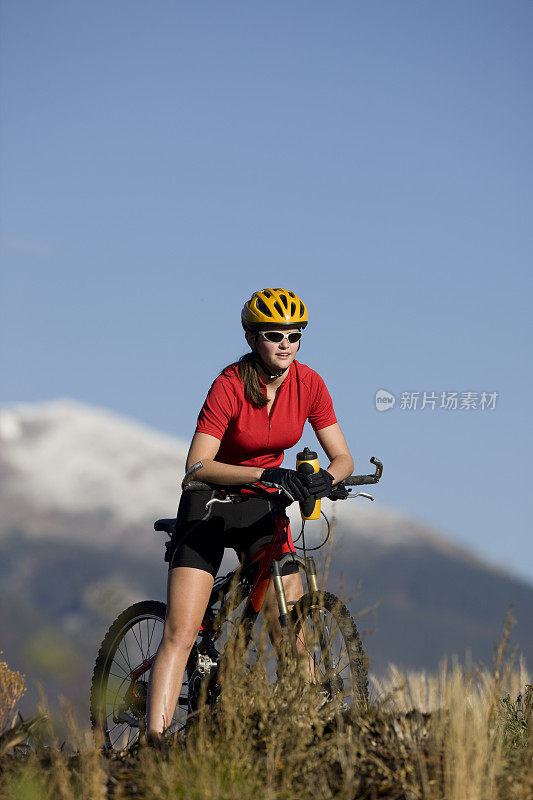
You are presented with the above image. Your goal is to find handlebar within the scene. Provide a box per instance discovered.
[182,457,383,497]
[342,457,383,486]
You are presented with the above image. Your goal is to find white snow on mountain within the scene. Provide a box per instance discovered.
[0,400,188,526]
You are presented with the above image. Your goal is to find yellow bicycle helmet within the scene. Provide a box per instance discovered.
[241,288,308,331]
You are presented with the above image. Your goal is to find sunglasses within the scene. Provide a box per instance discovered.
[258,330,302,344]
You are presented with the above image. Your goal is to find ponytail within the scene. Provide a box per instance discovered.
[220,353,267,408]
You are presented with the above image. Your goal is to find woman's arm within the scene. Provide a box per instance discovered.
[314,423,354,485]
[185,432,264,484]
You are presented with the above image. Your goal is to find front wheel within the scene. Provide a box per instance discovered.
[289,591,369,711]
[90,600,193,752]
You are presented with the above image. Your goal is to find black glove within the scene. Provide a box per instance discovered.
[299,468,334,499]
[328,483,349,501]
[260,467,311,503]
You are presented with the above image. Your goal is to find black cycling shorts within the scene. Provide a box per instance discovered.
[167,490,280,577]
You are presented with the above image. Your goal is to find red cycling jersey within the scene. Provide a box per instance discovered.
[195,359,337,469]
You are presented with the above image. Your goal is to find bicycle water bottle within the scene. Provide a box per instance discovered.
[296,447,321,520]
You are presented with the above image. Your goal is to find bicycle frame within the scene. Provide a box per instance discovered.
[235,510,319,630]
[123,499,318,700]
[188,504,321,705]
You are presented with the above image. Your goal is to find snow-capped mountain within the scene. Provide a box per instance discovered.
[0,400,188,546]
[0,399,465,556]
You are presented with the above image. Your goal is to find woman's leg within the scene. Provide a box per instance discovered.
[146,566,214,734]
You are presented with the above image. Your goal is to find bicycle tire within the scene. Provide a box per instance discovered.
[289,591,369,711]
[90,600,194,751]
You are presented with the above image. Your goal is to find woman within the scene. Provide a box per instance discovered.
[146,288,354,738]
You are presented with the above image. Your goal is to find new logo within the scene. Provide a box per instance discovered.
[375,389,396,412]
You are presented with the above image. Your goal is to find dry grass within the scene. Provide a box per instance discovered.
[1,615,532,799]
[0,653,26,734]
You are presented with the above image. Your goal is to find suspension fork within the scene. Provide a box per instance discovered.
[305,556,319,593]
[270,560,289,629]
[270,554,320,629]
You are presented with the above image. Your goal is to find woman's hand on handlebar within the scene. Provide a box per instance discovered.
[259,467,311,503]
[299,468,334,499]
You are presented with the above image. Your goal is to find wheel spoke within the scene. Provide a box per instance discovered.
[110,728,125,749]
[335,660,352,677]
[145,619,150,656]
[147,619,158,654]
[122,637,132,672]
[107,722,120,735]
[115,644,132,675]
[139,621,145,658]
[108,670,129,681]
[130,626,144,657]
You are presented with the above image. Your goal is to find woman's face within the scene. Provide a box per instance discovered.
[247,328,301,374]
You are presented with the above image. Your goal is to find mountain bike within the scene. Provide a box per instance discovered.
[90,456,382,752]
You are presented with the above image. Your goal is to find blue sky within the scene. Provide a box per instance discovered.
[1,1,532,581]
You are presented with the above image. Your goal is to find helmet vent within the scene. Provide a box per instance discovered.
[263,290,272,298]
[288,291,295,298]
[273,301,283,316]
[256,298,272,317]
[280,294,288,309]
[299,301,305,317]
[290,301,296,316]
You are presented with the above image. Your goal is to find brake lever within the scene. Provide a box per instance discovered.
[328,485,350,501]
[327,487,375,502]
[351,492,374,501]
[205,496,233,510]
